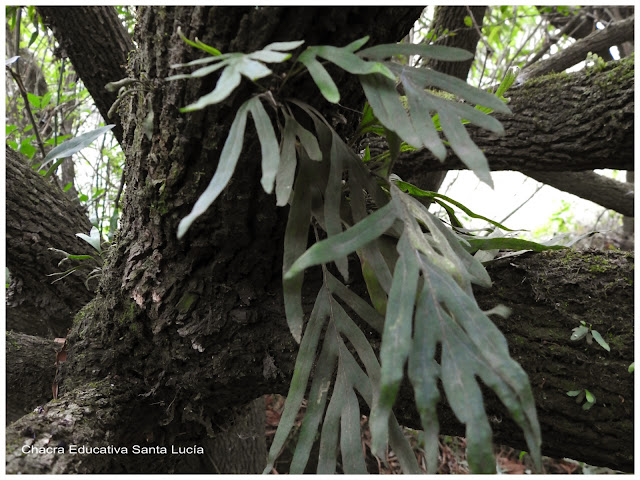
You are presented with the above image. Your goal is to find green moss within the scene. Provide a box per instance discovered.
[177,292,199,314]
[6,332,20,350]
[118,301,137,325]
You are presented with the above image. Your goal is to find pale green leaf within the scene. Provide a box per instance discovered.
[392,64,511,114]
[76,226,102,253]
[343,35,370,52]
[584,389,595,403]
[180,66,242,112]
[571,325,589,341]
[293,120,322,161]
[263,40,305,51]
[247,50,291,63]
[40,125,115,168]
[297,51,340,103]
[317,368,345,474]
[166,59,229,80]
[408,282,442,473]
[590,330,610,351]
[177,101,250,238]
[284,201,397,280]
[237,56,273,80]
[325,272,384,333]
[340,374,367,474]
[438,106,493,187]
[247,97,280,194]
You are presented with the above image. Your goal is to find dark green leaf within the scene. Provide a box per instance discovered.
[263,290,329,473]
[275,114,298,206]
[360,43,473,62]
[281,154,314,342]
[463,237,566,254]
[289,323,339,474]
[284,201,397,281]
[370,233,419,457]
[360,73,421,147]
[314,45,395,79]
[324,135,348,280]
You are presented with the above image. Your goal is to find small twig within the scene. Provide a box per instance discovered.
[7,67,47,160]
[498,182,545,226]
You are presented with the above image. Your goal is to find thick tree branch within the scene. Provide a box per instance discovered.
[6,147,95,337]
[396,57,633,180]
[6,250,633,472]
[520,15,634,81]
[522,170,634,217]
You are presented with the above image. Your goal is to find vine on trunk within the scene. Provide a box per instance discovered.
[168,33,545,474]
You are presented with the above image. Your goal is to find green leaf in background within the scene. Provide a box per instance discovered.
[463,237,566,254]
[177,101,250,238]
[40,125,115,174]
[176,26,221,56]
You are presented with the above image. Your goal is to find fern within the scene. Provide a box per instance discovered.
[169,33,545,473]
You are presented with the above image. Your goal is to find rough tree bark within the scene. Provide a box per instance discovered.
[5,6,634,474]
[6,147,95,337]
[396,56,634,174]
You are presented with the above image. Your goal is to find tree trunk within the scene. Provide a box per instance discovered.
[5,6,422,474]
[5,6,634,474]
